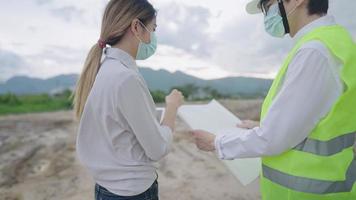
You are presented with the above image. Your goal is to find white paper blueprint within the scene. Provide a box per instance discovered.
[177,99,261,185]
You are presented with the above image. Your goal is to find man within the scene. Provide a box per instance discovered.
[191,0,356,199]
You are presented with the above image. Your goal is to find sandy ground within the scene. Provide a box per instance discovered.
[0,100,263,200]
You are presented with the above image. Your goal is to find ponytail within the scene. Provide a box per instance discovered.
[73,44,103,119]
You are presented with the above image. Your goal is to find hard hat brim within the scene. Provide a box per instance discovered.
[246,0,262,15]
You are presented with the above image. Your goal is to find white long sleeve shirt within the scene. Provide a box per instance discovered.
[215,15,344,159]
[76,48,173,196]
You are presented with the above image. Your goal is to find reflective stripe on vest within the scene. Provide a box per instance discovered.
[293,132,356,156]
[263,158,356,194]
[263,131,356,194]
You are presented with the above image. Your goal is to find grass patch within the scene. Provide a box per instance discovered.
[0,90,73,116]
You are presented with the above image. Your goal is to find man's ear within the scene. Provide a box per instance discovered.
[294,0,306,7]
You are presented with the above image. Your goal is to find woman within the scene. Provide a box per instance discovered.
[73,0,184,199]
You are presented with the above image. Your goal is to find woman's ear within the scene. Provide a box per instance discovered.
[130,19,141,37]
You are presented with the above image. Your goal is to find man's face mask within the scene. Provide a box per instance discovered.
[135,21,157,60]
[263,0,298,38]
[264,3,286,38]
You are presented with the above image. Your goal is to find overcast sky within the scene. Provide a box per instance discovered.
[0,0,355,82]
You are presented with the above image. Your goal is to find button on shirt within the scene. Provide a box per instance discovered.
[76,48,173,196]
[215,15,344,159]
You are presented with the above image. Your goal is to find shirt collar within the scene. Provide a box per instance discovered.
[104,47,139,73]
[293,15,336,44]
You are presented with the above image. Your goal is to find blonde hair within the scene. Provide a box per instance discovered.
[73,0,156,119]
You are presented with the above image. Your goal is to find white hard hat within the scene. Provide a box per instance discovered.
[246,0,262,14]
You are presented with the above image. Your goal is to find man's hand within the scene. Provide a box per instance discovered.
[237,120,260,129]
[190,130,216,152]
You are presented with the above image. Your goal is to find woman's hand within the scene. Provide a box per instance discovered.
[165,89,184,109]
[161,89,184,132]
[237,120,260,129]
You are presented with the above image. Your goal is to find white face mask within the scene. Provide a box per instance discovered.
[264,2,297,38]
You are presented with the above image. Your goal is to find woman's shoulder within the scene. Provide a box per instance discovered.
[98,58,138,82]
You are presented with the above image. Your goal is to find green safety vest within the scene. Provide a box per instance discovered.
[260,25,356,200]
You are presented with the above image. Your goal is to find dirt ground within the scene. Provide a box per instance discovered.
[0,100,263,200]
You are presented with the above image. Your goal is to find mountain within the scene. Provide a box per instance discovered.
[138,68,272,97]
[0,68,272,97]
[0,74,78,95]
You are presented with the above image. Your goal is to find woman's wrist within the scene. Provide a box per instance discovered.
[165,103,179,112]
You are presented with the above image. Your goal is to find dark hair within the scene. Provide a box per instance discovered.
[307,0,328,15]
[259,0,328,16]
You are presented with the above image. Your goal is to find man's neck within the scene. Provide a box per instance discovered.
[290,14,324,38]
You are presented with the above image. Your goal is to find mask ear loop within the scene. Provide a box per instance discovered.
[278,0,290,34]
[135,20,152,44]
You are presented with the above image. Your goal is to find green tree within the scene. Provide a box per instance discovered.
[170,83,199,99]
[150,90,167,103]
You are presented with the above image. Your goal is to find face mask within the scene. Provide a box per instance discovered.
[135,22,157,60]
[264,3,297,38]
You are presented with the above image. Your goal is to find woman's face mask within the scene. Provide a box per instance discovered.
[135,21,157,60]
[263,2,297,38]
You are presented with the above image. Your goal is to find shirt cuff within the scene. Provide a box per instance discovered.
[161,125,173,134]
[215,134,227,160]
[214,128,250,160]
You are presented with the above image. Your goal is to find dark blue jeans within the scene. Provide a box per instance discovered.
[95,180,159,200]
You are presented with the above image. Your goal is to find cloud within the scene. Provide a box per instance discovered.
[23,45,87,79]
[329,0,356,38]
[34,0,107,26]
[209,15,292,77]
[50,6,84,22]
[1,0,356,81]
[35,0,54,6]
[156,2,214,57]
[0,50,28,81]
[0,45,86,82]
